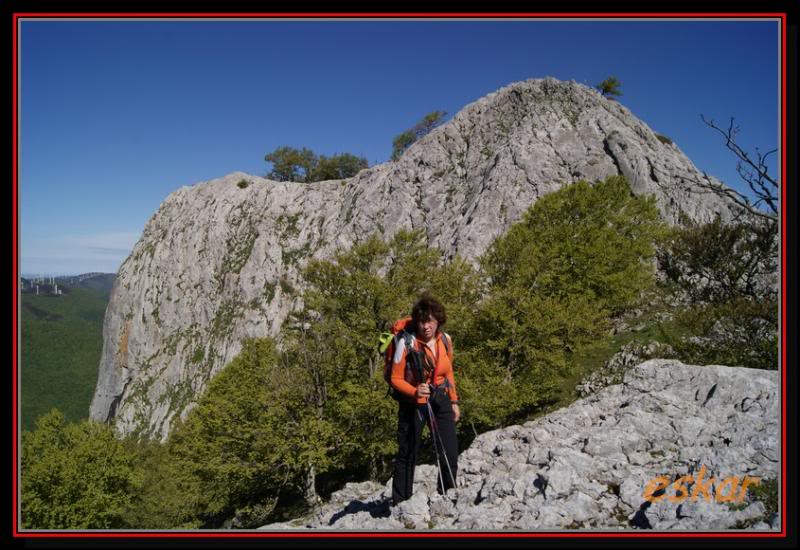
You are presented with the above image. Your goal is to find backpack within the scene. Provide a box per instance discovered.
[379,316,451,402]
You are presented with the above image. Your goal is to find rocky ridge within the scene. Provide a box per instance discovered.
[259,360,780,531]
[90,77,738,440]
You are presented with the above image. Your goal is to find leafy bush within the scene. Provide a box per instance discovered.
[657,214,778,370]
[21,410,143,529]
[460,176,665,428]
[657,214,778,305]
[293,229,482,480]
[659,298,778,370]
[596,76,623,98]
[161,337,306,528]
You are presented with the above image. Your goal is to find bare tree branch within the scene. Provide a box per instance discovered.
[693,115,779,222]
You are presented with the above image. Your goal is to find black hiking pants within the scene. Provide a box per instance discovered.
[391,388,458,505]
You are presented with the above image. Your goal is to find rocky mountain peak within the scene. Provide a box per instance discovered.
[90,77,738,441]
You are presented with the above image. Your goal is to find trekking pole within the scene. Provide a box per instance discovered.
[421,402,446,496]
[426,399,457,492]
[411,345,448,495]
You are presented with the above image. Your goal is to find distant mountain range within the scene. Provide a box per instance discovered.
[21,273,116,296]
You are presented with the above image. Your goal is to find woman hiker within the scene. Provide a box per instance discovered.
[389,292,460,506]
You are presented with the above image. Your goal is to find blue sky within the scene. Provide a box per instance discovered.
[19,18,781,276]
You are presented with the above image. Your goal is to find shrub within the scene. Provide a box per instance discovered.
[656,214,778,370]
[655,133,673,145]
[461,176,665,428]
[21,410,143,529]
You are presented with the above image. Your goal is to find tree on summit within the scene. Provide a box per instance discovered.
[391,110,448,161]
[264,146,368,183]
[596,76,623,99]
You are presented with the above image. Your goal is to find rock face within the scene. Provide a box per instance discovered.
[259,360,780,531]
[90,77,738,440]
[575,341,677,398]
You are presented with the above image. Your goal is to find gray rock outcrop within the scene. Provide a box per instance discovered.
[259,360,780,531]
[575,341,677,398]
[90,77,739,440]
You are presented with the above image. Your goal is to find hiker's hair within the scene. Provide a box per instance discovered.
[411,292,447,327]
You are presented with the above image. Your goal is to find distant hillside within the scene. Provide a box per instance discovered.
[21,272,116,297]
[20,273,116,432]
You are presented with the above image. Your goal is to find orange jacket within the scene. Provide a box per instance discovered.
[389,317,459,405]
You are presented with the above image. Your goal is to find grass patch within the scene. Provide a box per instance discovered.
[731,478,779,529]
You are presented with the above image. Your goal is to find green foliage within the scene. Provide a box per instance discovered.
[749,478,779,518]
[656,215,778,370]
[460,176,664,428]
[191,346,205,364]
[264,146,368,183]
[416,111,448,136]
[309,153,368,181]
[391,130,417,161]
[236,179,250,189]
[264,146,317,182]
[21,285,110,430]
[596,76,623,99]
[118,435,205,529]
[288,228,482,479]
[21,409,143,529]
[391,110,448,161]
[659,298,778,370]
[657,214,778,305]
[483,177,664,315]
[162,337,306,527]
[732,478,779,529]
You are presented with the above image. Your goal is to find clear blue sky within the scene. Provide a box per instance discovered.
[19,18,780,276]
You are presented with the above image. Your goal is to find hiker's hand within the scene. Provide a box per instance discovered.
[416,384,430,398]
[452,404,461,422]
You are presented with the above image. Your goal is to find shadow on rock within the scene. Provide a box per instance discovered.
[328,497,392,526]
[630,500,653,529]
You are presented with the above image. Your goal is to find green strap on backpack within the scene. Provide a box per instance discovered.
[378,332,394,354]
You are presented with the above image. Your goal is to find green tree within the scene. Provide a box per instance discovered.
[21,409,143,529]
[264,146,317,182]
[294,231,428,483]
[266,147,369,183]
[119,435,206,529]
[309,153,368,181]
[414,111,448,138]
[661,298,778,370]
[288,228,482,483]
[658,214,778,305]
[460,176,664,428]
[656,214,778,370]
[391,130,417,161]
[596,76,623,99]
[391,110,448,161]
[163,337,311,528]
